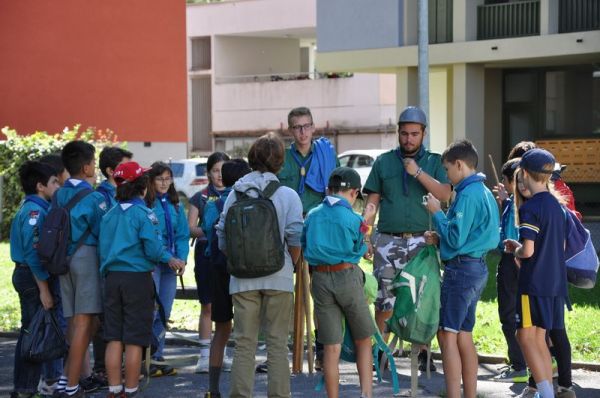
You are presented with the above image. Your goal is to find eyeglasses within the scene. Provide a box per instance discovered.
[155,177,173,184]
[290,123,314,132]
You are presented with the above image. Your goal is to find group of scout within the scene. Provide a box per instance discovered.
[10,104,574,398]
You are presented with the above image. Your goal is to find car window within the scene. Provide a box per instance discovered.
[338,155,354,168]
[355,155,374,168]
[170,162,184,177]
[195,163,207,176]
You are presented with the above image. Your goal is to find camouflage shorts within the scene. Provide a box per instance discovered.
[372,232,426,312]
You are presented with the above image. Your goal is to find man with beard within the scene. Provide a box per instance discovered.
[362,106,451,371]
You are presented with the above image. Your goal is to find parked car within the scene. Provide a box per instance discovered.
[338,149,387,188]
[169,158,208,204]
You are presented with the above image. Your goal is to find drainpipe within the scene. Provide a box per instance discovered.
[418,0,430,149]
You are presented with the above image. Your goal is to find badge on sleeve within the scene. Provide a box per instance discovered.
[148,213,159,225]
[28,210,40,226]
[99,201,107,211]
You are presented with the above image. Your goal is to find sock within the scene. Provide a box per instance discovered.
[209,366,222,393]
[199,339,211,358]
[536,380,554,398]
[109,385,123,394]
[65,384,80,396]
[124,386,139,394]
[56,375,68,392]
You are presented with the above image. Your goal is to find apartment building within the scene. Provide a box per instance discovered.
[316,0,600,215]
[186,0,399,155]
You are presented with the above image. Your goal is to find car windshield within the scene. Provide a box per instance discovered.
[170,162,184,178]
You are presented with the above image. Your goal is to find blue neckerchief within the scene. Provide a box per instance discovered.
[24,195,50,212]
[206,184,225,201]
[157,193,175,254]
[64,178,94,190]
[394,146,426,196]
[454,172,486,193]
[120,197,145,207]
[290,142,313,195]
[323,195,353,210]
[96,181,114,205]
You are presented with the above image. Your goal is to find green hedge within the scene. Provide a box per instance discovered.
[0,125,122,240]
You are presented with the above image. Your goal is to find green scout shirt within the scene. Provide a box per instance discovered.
[278,143,340,214]
[363,147,449,233]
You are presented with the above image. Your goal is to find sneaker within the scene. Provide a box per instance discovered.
[492,365,529,383]
[106,392,126,398]
[222,355,233,372]
[195,356,210,374]
[91,372,108,390]
[38,379,58,396]
[149,358,177,378]
[556,386,576,398]
[80,375,102,393]
[552,357,559,378]
[255,361,268,373]
[59,388,86,397]
[516,386,538,398]
[203,393,221,398]
[417,351,436,372]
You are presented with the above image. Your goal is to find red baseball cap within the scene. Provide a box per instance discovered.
[113,161,151,186]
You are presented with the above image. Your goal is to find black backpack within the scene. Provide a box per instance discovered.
[37,189,93,275]
[225,181,284,278]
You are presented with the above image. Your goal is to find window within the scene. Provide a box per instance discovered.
[355,155,374,167]
[170,163,184,178]
[338,155,353,167]
[195,163,207,177]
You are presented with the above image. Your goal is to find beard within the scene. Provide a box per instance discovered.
[401,144,421,157]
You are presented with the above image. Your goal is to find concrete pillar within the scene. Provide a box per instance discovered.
[484,69,504,180]
[453,0,484,42]
[396,66,419,117]
[451,63,486,170]
[540,0,559,35]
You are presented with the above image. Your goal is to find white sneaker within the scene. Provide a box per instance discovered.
[517,386,538,398]
[222,354,233,372]
[37,379,58,396]
[195,356,210,374]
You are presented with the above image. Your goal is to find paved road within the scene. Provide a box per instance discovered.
[2,337,599,397]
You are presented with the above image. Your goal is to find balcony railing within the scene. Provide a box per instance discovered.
[477,0,540,40]
[559,0,600,33]
[213,71,353,84]
[429,0,453,44]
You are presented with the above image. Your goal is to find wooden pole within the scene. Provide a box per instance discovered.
[292,254,305,374]
[302,260,314,373]
[488,154,501,186]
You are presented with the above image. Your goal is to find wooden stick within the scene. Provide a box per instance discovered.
[292,254,305,374]
[302,260,314,374]
[488,154,501,186]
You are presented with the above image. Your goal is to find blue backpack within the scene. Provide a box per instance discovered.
[564,209,599,289]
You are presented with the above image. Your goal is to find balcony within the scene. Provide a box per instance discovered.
[559,0,600,33]
[477,0,540,40]
[429,0,453,44]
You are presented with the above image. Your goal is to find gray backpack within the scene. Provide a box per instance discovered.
[225,181,284,278]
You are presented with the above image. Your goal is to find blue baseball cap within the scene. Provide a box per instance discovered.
[519,148,555,174]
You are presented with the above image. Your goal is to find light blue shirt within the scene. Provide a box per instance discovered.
[302,195,367,266]
[433,173,500,261]
[96,180,117,210]
[150,197,190,263]
[99,199,168,275]
[10,198,50,280]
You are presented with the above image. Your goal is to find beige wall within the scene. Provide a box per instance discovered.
[214,36,300,77]
[127,142,188,167]
[337,132,398,153]
[430,68,449,154]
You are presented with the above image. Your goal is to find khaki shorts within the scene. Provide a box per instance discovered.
[372,232,426,312]
[311,265,376,345]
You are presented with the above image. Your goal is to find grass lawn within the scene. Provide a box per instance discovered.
[2,243,599,362]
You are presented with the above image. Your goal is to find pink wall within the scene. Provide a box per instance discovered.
[0,0,187,142]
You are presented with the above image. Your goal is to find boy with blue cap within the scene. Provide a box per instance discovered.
[424,140,499,398]
[302,166,377,398]
[504,148,568,398]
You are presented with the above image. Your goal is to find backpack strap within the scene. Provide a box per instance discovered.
[262,181,281,199]
[64,189,94,254]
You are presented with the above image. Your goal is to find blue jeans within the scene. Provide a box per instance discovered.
[152,263,177,359]
[12,266,43,393]
[439,256,488,333]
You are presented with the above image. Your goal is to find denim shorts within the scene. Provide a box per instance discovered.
[439,256,488,333]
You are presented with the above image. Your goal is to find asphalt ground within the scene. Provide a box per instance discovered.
[2,336,600,397]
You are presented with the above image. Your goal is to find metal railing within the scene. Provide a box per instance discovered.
[213,71,353,84]
[559,0,600,33]
[429,0,453,44]
[477,0,540,40]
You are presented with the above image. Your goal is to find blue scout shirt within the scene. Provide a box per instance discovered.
[364,147,449,233]
[151,197,190,263]
[10,196,51,281]
[498,196,519,251]
[99,198,168,275]
[433,173,500,261]
[302,195,367,266]
[200,188,231,257]
[54,179,108,256]
[96,180,117,210]
[518,191,567,297]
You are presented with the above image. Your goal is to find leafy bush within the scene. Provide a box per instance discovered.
[0,125,122,240]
